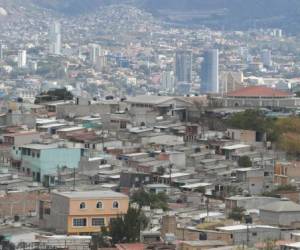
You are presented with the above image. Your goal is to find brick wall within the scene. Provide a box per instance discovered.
[0,190,49,218]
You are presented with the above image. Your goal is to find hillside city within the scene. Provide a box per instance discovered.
[2,1,300,250]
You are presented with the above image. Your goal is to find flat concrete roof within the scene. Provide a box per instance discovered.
[57,126,84,132]
[21,143,59,150]
[217,224,278,231]
[53,190,128,199]
[222,144,250,150]
[181,182,212,189]
[161,172,191,179]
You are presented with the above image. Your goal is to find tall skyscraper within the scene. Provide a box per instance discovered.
[161,71,175,93]
[200,49,219,94]
[95,54,107,72]
[89,44,102,65]
[18,50,27,68]
[175,50,192,83]
[0,44,4,60]
[262,49,272,67]
[49,21,61,55]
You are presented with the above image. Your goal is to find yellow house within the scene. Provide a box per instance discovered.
[40,190,129,235]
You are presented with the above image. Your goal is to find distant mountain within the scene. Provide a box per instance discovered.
[32,0,139,14]
[142,0,300,33]
[30,0,300,18]
[2,0,300,33]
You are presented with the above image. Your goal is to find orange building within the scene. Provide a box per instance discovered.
[39,190,129,235]
[274,161,300,185]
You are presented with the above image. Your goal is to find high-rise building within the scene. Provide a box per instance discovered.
[200,49,219,94]
[28,61,38,71]
[272,29,282,38]
[49,21,61,55]
[161,71,175,93]
[262,49,272,67]
[240,47,250,62]
[95,55,107,72]
[0,44,4,60]
[220,71,244,94]
[89,44,102,65]
[18,50,27,68]
[175,50,192,83]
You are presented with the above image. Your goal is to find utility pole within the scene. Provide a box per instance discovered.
[72,167,76,191]
[206,195,209,217]
[245,214,252,247]
[169,163,173,186]
[246,223,249,247]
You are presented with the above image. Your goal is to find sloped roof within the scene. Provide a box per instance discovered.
[126,95,192,105]
[126,95,174,104]
[260,200,300,212]
[227,86,292,98]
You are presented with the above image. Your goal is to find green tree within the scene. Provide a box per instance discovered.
[274,117,300,157]
[91,226,110,250]
[109,207,148,244]
[0,235,15,250]
[228,207,245,221]
[110,217,125,244]
[156,166,165,175]
[263,239,276,250]
[35,88,73,104]
[226,109,277,141]
[262,184,297,197]
[275,184,297,192]
[295,91,300,98]
[131,189,168,211]
[238,156,252,168]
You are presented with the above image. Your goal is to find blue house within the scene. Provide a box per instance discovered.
[12,143,82,186]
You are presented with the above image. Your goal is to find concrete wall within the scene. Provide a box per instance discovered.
[56,103,118,119]
[3,113,36,129]
[48,193,69,233]
[260,210,300,228]
[231,227,280,246]
[4,133,41,146]
[227,129,256,144]
[225,196,279,215]
[0,190,49,218]
[222,97,300,108]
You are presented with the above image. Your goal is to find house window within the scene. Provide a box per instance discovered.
[73,218,87,227]
[96,202,103,209]
[252,232,257,236]
[112,201,119,209]
[80,202,86,209]
[92,218,105,226]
